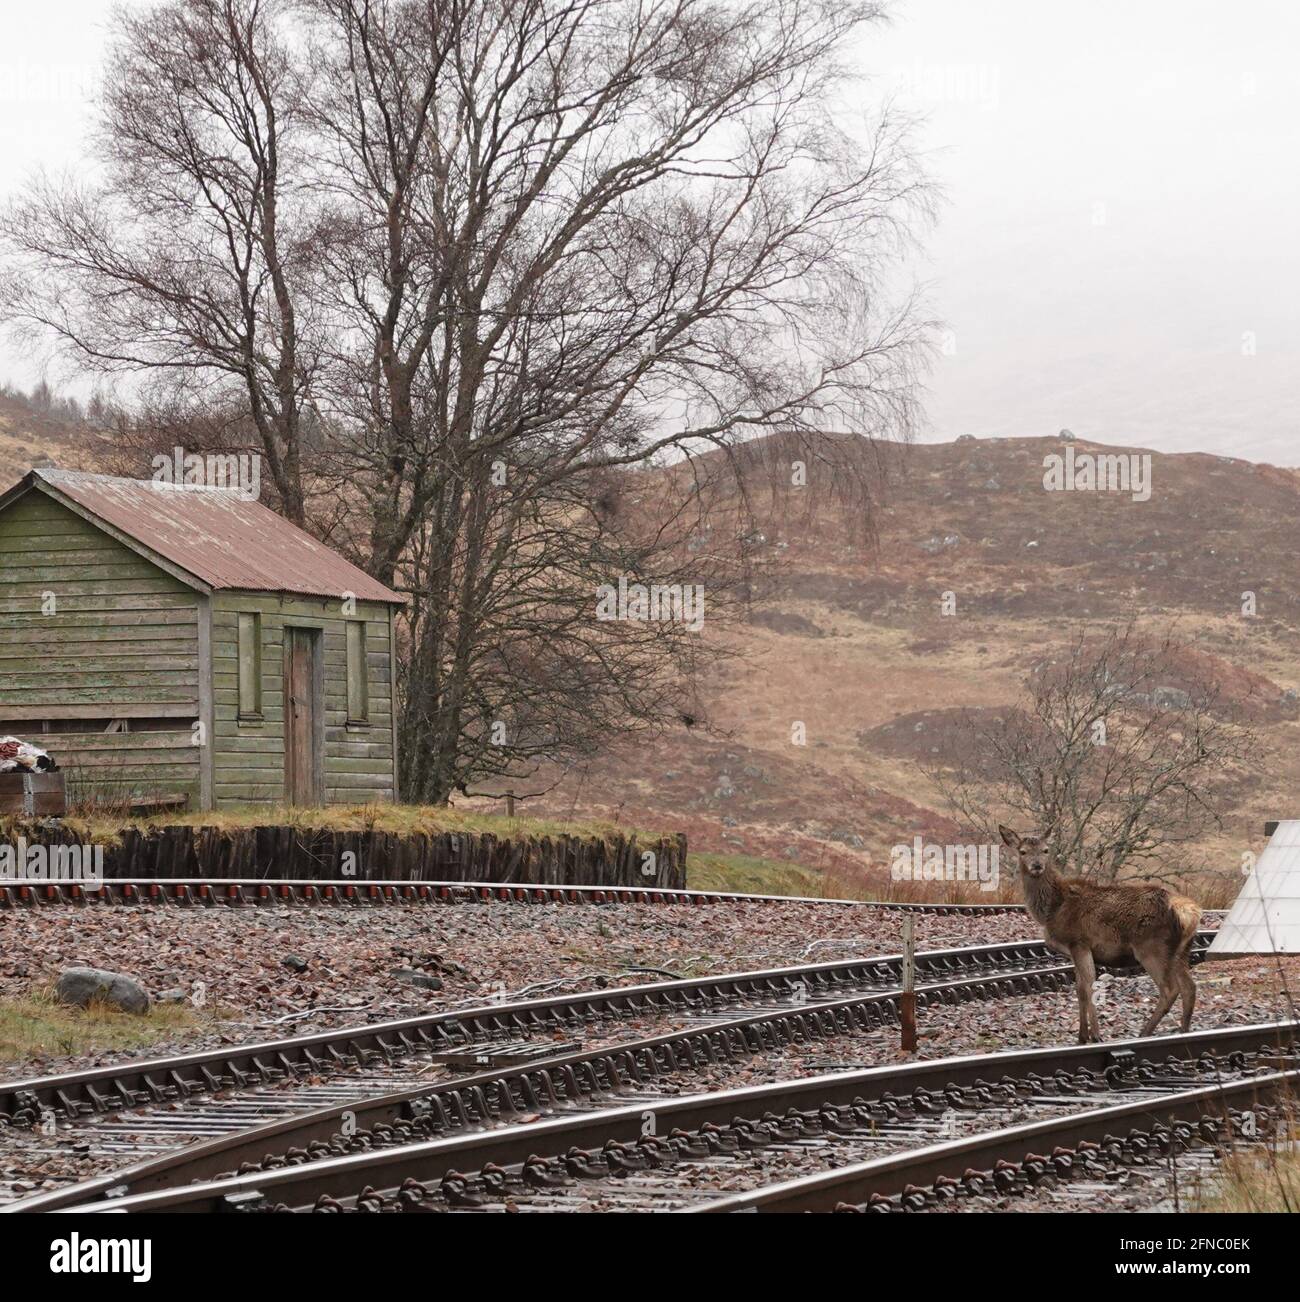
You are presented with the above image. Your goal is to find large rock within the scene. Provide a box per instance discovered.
[1152,685,1193,710]
[55,967,151,1015]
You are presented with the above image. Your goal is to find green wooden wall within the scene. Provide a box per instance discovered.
[0,491,202,806]
[0,488,399,810]
[209,592,397,806]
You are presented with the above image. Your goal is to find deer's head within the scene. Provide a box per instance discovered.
[998,825,1051,878]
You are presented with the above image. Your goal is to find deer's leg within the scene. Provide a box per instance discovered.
[1070,947,1099,1044]
[1134,943,1179,1036]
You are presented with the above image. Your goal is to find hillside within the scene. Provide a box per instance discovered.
[510,434,1300,894]
[0,389,91,485]
[1,398,1291,894]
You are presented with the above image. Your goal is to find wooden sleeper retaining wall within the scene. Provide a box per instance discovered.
[0,823,688,890]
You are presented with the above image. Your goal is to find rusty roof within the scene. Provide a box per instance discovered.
[6,469,404,605]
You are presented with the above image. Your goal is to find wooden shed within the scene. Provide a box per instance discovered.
[0,468,405,810]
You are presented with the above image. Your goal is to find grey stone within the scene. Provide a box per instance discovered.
[1152,685,1193,710]
[919,533,961,554]
[391,968,444,992]
[55,967,151,1015]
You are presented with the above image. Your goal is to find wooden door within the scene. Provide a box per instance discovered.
[283,627,319,805]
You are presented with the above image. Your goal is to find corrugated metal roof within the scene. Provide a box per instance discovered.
[19,469,404,605]
[1208,819,1300,957]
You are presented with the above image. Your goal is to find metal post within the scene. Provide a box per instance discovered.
[900,913,917,1052]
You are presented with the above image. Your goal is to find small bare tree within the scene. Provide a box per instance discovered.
[928,623,1260,881]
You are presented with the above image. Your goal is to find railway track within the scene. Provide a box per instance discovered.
[31,1018,1294,1214]
[829,1104,1282,1214]
[6,935,1215,1210]
[698,1067,1296,1214]
[0,877,1026,912]
[1,936,1079,1202]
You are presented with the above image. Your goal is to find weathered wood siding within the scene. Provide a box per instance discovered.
[0,491,202,804]
[210,591,396,806]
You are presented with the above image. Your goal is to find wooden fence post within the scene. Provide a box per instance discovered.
[900,913,917,1052]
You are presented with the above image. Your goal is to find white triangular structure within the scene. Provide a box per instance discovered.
[1208,820,1300,957]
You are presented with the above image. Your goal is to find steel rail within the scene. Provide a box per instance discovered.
[4,933,1215,1210]
[688,1068,1300,1213]
[36,1011,1288,1215]
[10,957,1092,1210]
[0,877,1027,912]
[0,937,1064,1126]
[16,932,1215,1210]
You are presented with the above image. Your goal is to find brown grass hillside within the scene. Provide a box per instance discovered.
[0,389,93,485]
[0,401,1290,897]
[509,434,1300,896]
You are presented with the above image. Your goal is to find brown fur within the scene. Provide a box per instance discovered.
[998,826,1201,1043]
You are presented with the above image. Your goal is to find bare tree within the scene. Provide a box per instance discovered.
[0,0,315,520]
[928,623,1260,881]
[2,0,932,804]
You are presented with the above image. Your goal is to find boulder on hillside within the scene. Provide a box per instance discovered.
[1151,685,1194,710]
[55,967,151,1015]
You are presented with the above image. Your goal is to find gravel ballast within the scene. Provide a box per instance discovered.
[1,901,1034,1076]
[0,902,1285,1211]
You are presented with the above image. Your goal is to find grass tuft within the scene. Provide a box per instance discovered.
[1196,1147,1300,1213]
[0,988,204,1069]
[687,852,849,898]
[18,802,670,847]
[688,851,1021,904]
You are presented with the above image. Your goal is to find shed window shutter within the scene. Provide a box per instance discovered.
[346,620,368,723]
[237,613,262,718]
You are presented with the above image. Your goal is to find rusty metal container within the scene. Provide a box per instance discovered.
[0,770,67,817]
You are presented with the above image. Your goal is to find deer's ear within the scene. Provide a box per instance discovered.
[997,824,1020,848]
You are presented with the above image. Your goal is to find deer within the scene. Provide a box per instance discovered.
[997,825,1201,1044]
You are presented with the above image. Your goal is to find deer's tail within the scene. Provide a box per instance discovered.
[1168,894,1201,956]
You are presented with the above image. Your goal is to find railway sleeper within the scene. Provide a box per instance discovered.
[841,1107,1278,1213]
[315,1054,1278,1211]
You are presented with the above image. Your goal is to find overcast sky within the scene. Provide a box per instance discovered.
[0,0,1296,462]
